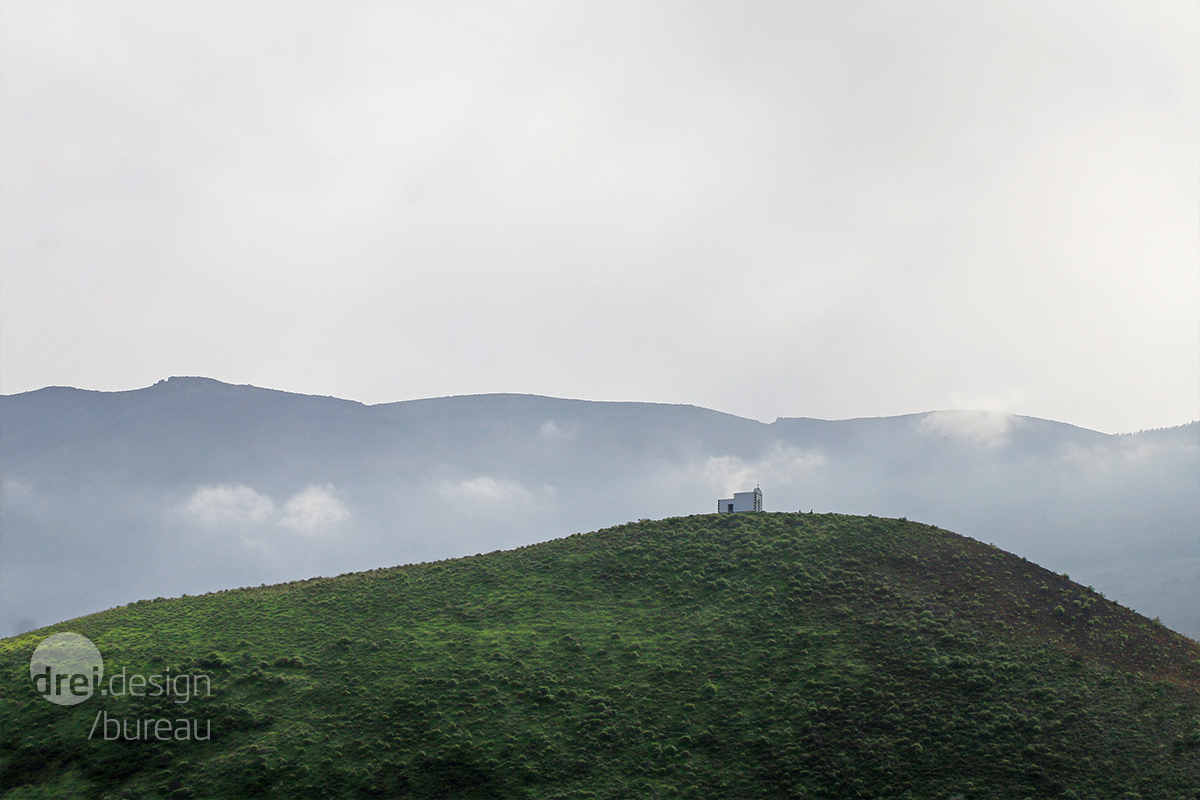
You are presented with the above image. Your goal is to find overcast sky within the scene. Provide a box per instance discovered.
[2,0,1196,433]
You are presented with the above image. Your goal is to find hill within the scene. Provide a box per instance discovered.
[3,513,1198,799]
[2,377,1197,638]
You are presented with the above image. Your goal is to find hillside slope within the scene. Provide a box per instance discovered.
[3,514,1198,799]
[3,377,1197,638]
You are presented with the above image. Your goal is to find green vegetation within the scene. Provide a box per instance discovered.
[2,513,1198,799]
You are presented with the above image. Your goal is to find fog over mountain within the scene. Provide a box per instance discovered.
[2,376,1196,638]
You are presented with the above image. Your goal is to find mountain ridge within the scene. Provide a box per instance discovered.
[2,377,1196,639]
[11,375,1195,435]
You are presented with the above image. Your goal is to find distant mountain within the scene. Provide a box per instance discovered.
[2,376,1196,637]
[3,514,1197,797]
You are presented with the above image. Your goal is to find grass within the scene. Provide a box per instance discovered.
[2,512,1198,799]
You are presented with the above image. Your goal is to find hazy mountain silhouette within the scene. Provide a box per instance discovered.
[2,376,1196,637]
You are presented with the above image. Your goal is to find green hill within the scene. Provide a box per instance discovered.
[3,513,1198,799]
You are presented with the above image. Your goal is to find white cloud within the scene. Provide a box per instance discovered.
[1,478,34,498]
[693,444,825,494]
[1058,435,1186,473]
[435,476,541,504]
[917,410,1020,449]
[183,484,275,526]
[182,482,349,538]
[538,419,578,442]
[278,484,350,537]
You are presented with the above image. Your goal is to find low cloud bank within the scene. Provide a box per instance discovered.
[184,484,275,526]
[917,410,1020,449]
[692,444,826,495]
[183,483,349,537]
[280,485,350,536]
[434,476,553,505]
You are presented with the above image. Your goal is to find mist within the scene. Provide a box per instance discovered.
[3,378,1195,638]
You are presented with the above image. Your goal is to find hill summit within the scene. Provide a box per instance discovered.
[3,513,1198,798]
[4,380,1198,640]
